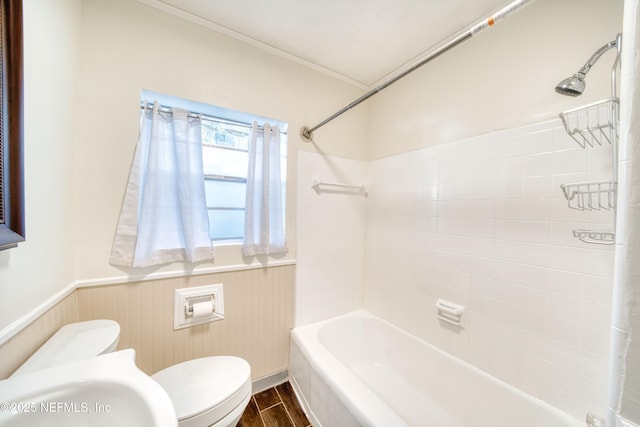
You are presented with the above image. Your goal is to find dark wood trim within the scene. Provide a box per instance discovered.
[0,0,24,250]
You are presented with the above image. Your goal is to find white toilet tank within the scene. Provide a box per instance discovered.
[11,319,120,377]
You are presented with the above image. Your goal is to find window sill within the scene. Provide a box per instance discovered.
[212,240,242,248]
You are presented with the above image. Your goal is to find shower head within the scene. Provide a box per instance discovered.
[555,73,586,97]
[554,37,618,97]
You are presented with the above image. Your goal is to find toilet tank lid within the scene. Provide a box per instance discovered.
[11,319,121,377]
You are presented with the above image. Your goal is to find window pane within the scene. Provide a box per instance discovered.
[202,146,248,177]
[208,209,244,240]
[204,179,246,208]
[201,120,249,151]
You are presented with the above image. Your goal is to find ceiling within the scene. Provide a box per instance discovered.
[146,0,517,88]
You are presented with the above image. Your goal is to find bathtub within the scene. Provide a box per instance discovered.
[289,310,583,427]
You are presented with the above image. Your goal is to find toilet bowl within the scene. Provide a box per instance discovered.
[12,320,252,427]
[151,356,251,427]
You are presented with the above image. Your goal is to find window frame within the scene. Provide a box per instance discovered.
[140,90,288,246]
[0,0,25,251]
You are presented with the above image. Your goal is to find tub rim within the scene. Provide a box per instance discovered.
[291,309,406,427]
[291,309,584,427]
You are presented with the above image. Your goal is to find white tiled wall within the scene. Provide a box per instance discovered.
[295,151,367,326]
[365,119,615,421]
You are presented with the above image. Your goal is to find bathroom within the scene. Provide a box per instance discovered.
[0,0,637,426]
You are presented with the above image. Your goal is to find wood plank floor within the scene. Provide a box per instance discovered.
[238,381,311,427]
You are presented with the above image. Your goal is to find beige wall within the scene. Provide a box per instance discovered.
[73,0,368,283]
[0,263,293,380]
[77,265,295,378]
[366,0,624,160]
[0,0,366,376]
[0,293,78,378]
[1,0,362,381]
[0,0,82,332]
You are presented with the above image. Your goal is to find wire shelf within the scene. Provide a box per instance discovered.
[560,180,617,210]
[572,230,615,245]
[559,97,619,148]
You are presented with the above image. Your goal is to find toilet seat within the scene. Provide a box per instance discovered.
[151,356,251,427]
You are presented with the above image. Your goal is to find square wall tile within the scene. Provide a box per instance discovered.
[360,119,614,420]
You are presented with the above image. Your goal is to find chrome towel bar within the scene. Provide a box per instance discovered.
[311,179,367,196]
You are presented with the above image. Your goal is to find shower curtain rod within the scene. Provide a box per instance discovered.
[300,0,536,143]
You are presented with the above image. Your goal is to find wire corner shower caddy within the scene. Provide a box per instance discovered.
[559,97,619,148]
[556,33,621,245]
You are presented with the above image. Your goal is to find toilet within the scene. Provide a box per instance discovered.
[12,320,252,427]
[11,319,121,377]
[152,356,251,427]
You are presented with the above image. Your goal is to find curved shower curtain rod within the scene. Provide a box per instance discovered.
[300,0,536,143]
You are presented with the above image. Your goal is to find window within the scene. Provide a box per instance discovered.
[140,90,287,245]
[201,120,249,242]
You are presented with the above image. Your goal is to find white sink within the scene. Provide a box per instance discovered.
[0,349,177,427]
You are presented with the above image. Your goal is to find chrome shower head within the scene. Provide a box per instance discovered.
[554,37,618,97]
[555,73,586,97]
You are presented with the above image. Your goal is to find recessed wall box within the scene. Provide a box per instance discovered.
[174,284,224,330]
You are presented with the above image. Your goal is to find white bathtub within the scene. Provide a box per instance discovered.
[289,310,583,427]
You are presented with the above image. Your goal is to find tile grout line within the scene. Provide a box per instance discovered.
[254,396,268,427]
[244,382,312,427]
[260,401,284,412]
[256,387,284,413]
[274,386,297,426]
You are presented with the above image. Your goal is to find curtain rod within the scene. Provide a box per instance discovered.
[140,102,288,135]
[300,0,536,143]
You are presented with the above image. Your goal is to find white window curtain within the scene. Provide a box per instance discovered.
[110,102,214,267]
[243,122,287,256]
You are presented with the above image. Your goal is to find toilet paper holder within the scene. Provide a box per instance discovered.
[174,284,225,330]
[184,295,215,318]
